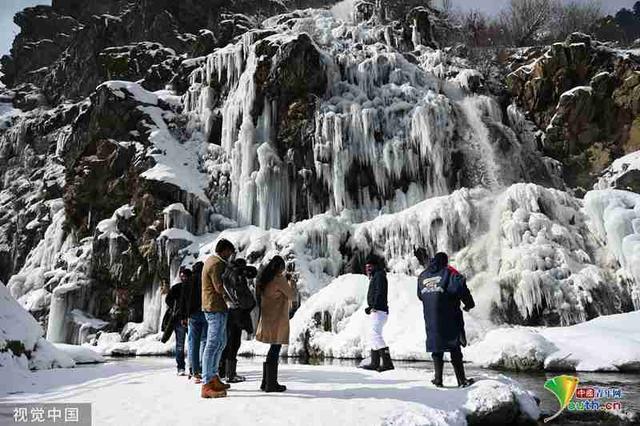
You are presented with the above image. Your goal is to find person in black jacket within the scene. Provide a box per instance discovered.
[185,262,207,383]
[166,266,191,376]
[218,258,257,383]
[417,252,475,388]
[360,254,394,372]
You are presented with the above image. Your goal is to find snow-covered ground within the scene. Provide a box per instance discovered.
[465,311,640,372]
[0,358,540,425]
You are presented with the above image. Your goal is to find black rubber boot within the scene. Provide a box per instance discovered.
[264,361,286,393]
[377,347,395,372]
[431,355,444,387]
[226,359,246,383]
[260,362,267,391]
[451,355,474,388]
[361,349,381,371]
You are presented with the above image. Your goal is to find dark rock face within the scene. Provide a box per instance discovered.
[0,100,82,283]
[1,0,342,104]
[507,33,640,189]
[0,6,81,91]
[98,43,180,92]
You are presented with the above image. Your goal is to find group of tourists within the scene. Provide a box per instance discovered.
[163,239,476,399]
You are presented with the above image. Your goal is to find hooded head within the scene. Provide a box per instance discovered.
[178,266,192,283]
[364,254,383,276]
[428,252,448,273]
[414,247,429,267]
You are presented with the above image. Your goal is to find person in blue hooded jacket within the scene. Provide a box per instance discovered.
[417,252,475,388]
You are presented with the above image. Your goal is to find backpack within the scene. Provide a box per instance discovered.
[222,259,257,311]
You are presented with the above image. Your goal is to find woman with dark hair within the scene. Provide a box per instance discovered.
[255,255,294,393]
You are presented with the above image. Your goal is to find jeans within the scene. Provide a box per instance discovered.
[202,311,228,384]
[174,322,186,371]
[369,310,388,350]
[188,312,208,375]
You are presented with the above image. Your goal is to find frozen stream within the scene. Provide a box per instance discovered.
[2,356,637,425]
[283,358,640,423]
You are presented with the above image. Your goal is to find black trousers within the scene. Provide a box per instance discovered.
[266,344,282,364]
[221,318,242,362]
[432,346,463,363]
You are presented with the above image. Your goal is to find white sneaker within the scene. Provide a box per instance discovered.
[177,369,186,376]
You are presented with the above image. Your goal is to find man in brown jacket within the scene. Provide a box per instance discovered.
[200,239,235,399]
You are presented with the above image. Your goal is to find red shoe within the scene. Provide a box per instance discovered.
[201,381,226,398]
[212,375,231,390]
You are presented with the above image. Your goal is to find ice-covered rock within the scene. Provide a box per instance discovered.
[53,343,106,364]
[466,311,640,372]
[463,328,558,371]
[0,279,76,383]
[596,150,640,193]
[88,331,174,356]
[2,0,638,353]
[584,189,640,309]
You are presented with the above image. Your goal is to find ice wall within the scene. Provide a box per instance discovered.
[584,189,640,309]
[184,8,557,229]
[177,183,630,329]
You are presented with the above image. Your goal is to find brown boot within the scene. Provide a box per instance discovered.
[201,381,227,399]
[212,375,231,391]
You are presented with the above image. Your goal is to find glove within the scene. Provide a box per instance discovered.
[365,307,372,315]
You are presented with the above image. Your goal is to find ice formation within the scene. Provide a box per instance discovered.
[2,3,638,364]
[0,278,77,383]
[584,189,640,309]
[183,9,555,227]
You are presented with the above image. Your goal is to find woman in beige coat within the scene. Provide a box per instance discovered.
[256,255,294,393]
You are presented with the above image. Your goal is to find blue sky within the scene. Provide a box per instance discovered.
[1,0,637,56]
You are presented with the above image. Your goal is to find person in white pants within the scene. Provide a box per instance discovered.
[361,254,394,372]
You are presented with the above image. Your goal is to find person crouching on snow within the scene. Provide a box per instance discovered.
[255,255,295,393]
[360,254,394,372]
[417,252,475,388]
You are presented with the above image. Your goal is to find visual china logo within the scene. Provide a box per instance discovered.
[543,375,579,423]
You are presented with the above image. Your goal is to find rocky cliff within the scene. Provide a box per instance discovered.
[1,0,638,353]
[507,33,640,189]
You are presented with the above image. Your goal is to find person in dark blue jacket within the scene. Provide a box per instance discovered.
[417,252,475,388]
[360,254,394,372]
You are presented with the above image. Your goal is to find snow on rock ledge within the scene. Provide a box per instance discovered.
[465,311,640,372]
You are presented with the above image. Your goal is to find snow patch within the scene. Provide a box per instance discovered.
[466,311,640,372]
